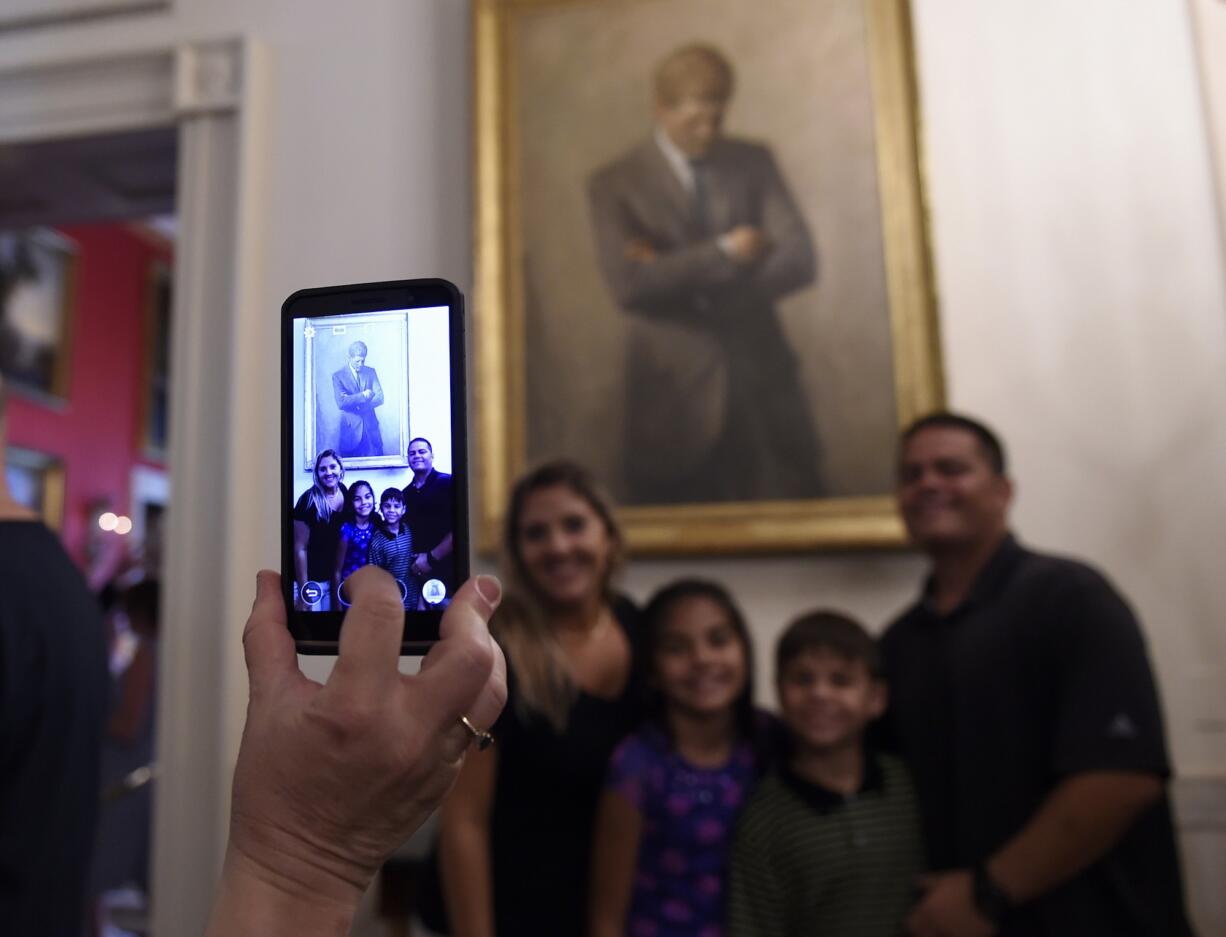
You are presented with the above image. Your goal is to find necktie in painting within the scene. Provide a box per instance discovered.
[690,158,711,235]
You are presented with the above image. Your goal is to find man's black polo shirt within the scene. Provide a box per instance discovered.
[402,469,455,593]
[879,535,1194,936]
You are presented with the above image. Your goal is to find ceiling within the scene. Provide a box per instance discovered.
[0,126,177,230]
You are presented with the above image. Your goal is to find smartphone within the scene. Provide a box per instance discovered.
[281,279,468,654]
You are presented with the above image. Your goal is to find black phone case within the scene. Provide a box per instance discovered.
[280,278,469,654]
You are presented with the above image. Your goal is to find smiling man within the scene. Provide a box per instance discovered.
[402,437,455,605]
[880,412,1194,937]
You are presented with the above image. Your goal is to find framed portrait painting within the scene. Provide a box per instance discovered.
[299,310,412,471]
[140,259,172,459]
[4,447,65,530]
[0,227,78,401]
[475,0,944,553]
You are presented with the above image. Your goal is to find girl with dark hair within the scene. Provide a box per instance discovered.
[291,449,348,611]
[421,460,641,937]
[332,479,378,605]
[589,579,767,937]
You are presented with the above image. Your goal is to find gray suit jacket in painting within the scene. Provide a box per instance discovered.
[331,364,385,457]
[588,135,822,504]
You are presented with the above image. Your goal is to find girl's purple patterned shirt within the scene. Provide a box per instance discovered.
[606,723,762,937]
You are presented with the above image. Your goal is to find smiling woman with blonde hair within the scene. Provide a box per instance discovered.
[291,448,349,611]
[417,460,642,937]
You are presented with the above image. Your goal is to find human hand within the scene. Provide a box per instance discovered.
[412,553,432,577]
[906,871,996,937]
[723,225,769,264]
[206,566,507,936]
[623,237,658,264]
[362,388,373,400]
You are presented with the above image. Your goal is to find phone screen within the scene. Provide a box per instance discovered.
[281,280,467,652]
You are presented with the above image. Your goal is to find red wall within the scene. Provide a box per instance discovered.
[7,222,170,577]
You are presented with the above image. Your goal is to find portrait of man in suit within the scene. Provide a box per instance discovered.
[300,312,412,472]
[495,0,929,545]
[588,44,822,504]
[331,340,385,458]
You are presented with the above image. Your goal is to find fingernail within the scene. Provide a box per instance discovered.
[475,575,502,609]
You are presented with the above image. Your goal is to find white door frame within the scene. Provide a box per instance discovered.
[0,37,269,934]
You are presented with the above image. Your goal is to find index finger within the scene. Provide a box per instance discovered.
[330,565,407,695]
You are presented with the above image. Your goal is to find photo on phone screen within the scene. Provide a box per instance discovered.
[281,280,467,652]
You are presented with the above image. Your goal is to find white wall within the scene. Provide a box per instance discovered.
[2,0,1223,932]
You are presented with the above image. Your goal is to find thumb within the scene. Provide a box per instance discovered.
[415,576,507,734]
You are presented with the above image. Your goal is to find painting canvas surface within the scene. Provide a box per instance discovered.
[516,0,898,505]
[305,312,410,470]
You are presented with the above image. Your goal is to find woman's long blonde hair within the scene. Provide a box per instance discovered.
[307,449,346,521]
[495,460,623,732]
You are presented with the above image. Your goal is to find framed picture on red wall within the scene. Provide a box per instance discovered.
[0,227,78,401]
[4,446,65,530]
[140,259,172,458]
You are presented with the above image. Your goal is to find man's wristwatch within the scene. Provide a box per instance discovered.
[972,862,1015,925]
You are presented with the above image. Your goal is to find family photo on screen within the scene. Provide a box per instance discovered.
[291,312,455,611]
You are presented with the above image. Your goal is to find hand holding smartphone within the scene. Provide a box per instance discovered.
[281,279,468,653]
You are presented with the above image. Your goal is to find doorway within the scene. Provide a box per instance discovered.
[0,39,267,935]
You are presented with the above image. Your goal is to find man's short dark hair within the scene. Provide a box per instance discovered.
[379,487,404,506]
[654,43,735,106]
[348,341,368,357]
[408,437,432,453]
[776,610,880,678]
[900,411,1007,475]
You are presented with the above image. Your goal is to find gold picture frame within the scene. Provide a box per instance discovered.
[475,0,944,554]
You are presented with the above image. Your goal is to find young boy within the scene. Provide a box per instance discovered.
[726,611,923,937]
[367,488,419,610]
